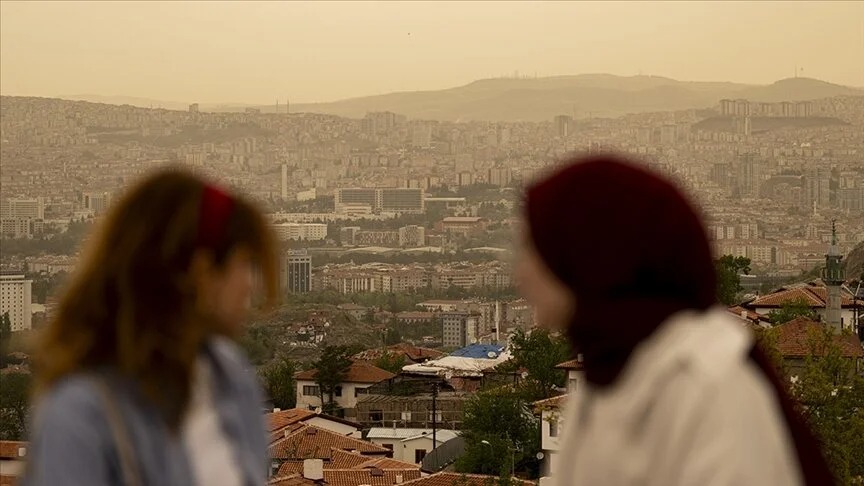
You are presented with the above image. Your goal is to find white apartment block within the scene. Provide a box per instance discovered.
[0,275,32,332]
[271,223,328,241]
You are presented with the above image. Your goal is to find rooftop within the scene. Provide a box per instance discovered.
[295,362,396,384]
[269,424,391,460]
[775,317,864,359]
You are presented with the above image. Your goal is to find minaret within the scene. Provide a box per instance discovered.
[823,220,844,333]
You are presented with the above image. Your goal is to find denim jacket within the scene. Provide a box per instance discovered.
[22,337,268,486]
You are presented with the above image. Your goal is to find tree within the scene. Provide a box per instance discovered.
[768,297,817,325]
[715,255,751,305]
[0,371,31,440]
[755,324,864,484]
[260,356,297,410]
[0,312,12,368]
[456,387,541,479]
[374,351,406,374]
[313,345,354,415]
[383,328,402,346]
[508,329,571,401]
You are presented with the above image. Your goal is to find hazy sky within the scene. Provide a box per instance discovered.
[1,1,862,104]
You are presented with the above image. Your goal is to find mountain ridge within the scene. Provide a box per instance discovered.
[51,75,863,122]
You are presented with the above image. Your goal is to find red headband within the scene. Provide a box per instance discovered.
[198,184,234,249]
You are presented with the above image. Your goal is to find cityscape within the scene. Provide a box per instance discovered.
[1,2,863,486]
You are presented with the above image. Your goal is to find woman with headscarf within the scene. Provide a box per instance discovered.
[517,155,834,485]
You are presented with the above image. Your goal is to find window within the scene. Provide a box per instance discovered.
[370,410,383,422]
[335,386,342,397]
[401,411,412,421]
[302,385,320,396]
[355,387,369,397]
[549,419,559,438]
[427,410,442,422]
[415,449,427,463]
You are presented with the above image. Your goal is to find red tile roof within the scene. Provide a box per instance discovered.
[747,284,862,309]
[295,362,396,384]
[400,472,535,486]
[268,409,317,432]
[532,394,568,412]
[0,441,26,460]
[776,317,864,359]
[277,449,373,475]
[269,424,390,460]
[270,423,308,444]
[555,359,583,370]
[268,474,316,486]
[319,468,422,486]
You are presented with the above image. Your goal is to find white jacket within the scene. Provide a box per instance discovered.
[552,308,803,486]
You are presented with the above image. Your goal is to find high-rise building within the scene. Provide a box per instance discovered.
[189,103,200,113]
[441,312,480,348]
[335,188,424,214]
[282,250,312,294]
[488,168,512,187]
[411,123,432,148]
[1,198,44,220]
[271,223,327,241]
[736,156,762,198]
[805,168,831,209]
[83,192,111,215]
[398,225,426,248]
[0,275,32,332]
[553,115,573,137]
[281,164,289,201]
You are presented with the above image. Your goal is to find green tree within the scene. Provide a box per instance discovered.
[313,345,354,415]
[260,356,297,410]
[0,371,31,440]
[0,312,12,368]
[508,329,571,401]
[785,327,864,483]
[456,387,541,479]
[383,328,402,346]
[768,297,817,325]
[374,351,406,374]
[715,255,751,305]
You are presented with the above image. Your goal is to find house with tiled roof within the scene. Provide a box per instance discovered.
[269,424,392,462]
[743,280,863,330]
[399,472,536,486]
[267,408,362,443]
[0,441,27,485]
[774,316,864,377]
[295,362,396,414]
[366,428,460,465]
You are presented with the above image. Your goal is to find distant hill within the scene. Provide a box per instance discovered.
[288,75,862,122]
[58,75,863,122]
[57,94,191,111]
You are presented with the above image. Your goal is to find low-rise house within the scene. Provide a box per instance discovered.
[267,408,363,442]
[295,362,396,415]
[366,428,460,465]
[353,343,444,366]
[775,316,864,377]
[743,280,863,330]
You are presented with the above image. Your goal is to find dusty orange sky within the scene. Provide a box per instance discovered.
[1,1,862,103]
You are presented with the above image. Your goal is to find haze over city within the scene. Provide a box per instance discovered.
[2,2,864,485]
[1,1,863,104]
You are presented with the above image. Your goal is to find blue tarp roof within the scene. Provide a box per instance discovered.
[449,344,505,359]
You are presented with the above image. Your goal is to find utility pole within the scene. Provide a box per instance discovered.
[431,382,438,449]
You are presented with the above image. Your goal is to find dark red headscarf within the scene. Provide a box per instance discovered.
[525,154,834,485]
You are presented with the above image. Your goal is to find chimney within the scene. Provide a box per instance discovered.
[273,407,281,413]
[741,310,747,319]
[303,459,324,481]
[395,474,404,484]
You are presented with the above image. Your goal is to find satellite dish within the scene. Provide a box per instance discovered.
[314,407,322,414]
[536,452,545,461]
[487,351,498,359]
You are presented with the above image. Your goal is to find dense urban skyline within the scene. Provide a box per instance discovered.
[1,1,863,104]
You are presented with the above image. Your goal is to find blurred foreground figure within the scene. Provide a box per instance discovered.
[517,155,833,485]
[23,169,278,485]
